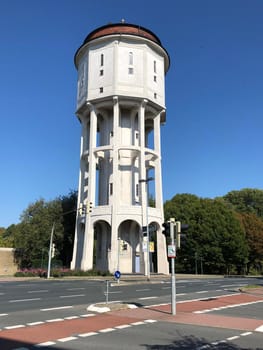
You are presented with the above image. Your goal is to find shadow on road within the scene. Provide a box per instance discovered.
[142,335,263,349]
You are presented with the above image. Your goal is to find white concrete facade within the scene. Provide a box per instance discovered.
[71,23,170,274]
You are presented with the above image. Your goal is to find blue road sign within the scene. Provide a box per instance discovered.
[114,270,121,279]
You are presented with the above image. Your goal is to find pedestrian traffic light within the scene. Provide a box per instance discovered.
[162,222,170,237]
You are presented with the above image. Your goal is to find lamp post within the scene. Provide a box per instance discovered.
[47,222,55,279]
[139,177,154,280]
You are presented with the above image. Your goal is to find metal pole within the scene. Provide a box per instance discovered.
[145,183,150,281]
[139,177,154,281]
[170,218,176,315]
[47,222,55,279]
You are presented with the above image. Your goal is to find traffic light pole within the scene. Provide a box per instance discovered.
[170,218,176,315]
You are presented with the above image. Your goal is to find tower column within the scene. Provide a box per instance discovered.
[109,96,120,272]
[81,104,97,270]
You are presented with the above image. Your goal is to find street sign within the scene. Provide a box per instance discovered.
[167,244,176,258]
[114,270,121,279]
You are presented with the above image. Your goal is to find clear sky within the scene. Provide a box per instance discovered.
[1,0,262,228]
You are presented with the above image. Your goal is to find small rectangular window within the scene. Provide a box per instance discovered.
[100,54,104,66]
[136,184,139,197]
[154,75,157,82]
[154,92,157,99]
[100,69,104,76]
[128,67,134,75]
[100,87,103,93]
[129,52,133,65]
[109,183,113,195]
[154,60,157,73]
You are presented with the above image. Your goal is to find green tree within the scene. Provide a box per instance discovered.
[164,194,248,274]
[13,198,64,268]
[237,212,263,274]
[223,188,263,219]
[59,190,77,266]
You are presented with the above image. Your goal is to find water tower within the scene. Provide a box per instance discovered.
[71,22,170,275]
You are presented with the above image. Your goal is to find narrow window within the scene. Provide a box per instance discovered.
[128,67,134,75]
[154,60,157,73]
[99,87,103,93]
[136,184,139,197]
[154,92,157,99]
[100,53,104,66]
[100,69,104,76]
[110,131,114,137]
[129,52,133,65]
[154,75,157,82]
[109,183,113,195]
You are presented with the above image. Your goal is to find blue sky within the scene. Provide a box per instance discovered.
[1,0,262,228]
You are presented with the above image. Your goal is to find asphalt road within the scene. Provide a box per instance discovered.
[0,276,262,328]
[0,276,262,349]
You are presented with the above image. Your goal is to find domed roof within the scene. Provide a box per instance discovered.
[83,22,162,45]
[75,22,169,69]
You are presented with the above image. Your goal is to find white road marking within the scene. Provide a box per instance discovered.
[115,324,131,329]
[78,331,98,337]
[4,324,25,329]
[64,316,79,320]
[60,294,85,298]
[196,291,208,294]
[27,321,44,326]
[255,325,263,332]
[5,324,25,329]
[0,313,8,317]
[58,336,78,342]
[227,335,240,340]
[67,287,85,291]
[46,318,64,322]
[139,296,158,300]
[99,328,116,333]
[35,341,56,347]
[41,306,73,311]
[9,298,41,303]
[136,288,150,292]
[131,321,145,326]
[241,332,252,336]
[28,290,48,293]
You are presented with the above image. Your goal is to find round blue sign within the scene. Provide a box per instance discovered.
[114,270,121,279]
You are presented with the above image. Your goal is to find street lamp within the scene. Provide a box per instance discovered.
[139,177,154,280]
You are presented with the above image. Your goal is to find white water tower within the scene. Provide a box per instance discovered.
[71,22,170,275]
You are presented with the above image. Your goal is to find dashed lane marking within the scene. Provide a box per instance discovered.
[59,294,85,298]
[194,299,263,314]
[9,298,41,303]
[11,319,158,350]
[40,305,73,311]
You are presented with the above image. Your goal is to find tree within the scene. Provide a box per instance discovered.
[13,198,64,268]
[164,194,248,274]
[223,188,263,219]
[58,190,77,266]
[237,212,263,274]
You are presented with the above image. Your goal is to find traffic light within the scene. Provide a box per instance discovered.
[51,243,56,258]
[78,203,86,216]
[162,222,170,237]
[176,223,189,249]
[87,201,93,213]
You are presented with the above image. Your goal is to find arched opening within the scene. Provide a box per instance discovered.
[118,220,141,273]
[93,220,111,272]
